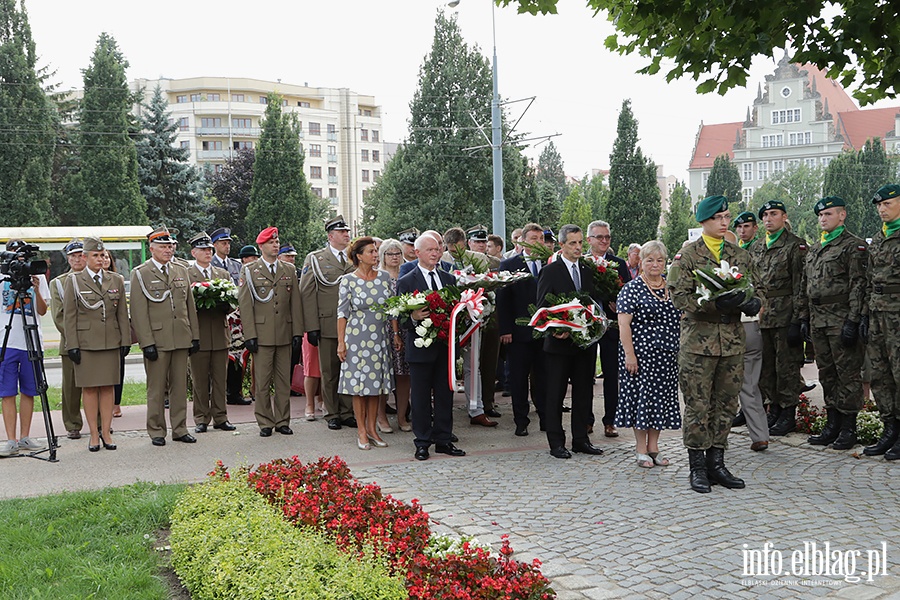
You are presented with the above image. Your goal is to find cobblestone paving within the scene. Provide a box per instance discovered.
[355,432,900,599]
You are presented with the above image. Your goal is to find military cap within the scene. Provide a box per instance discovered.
[872,184,900,204]
[278,244,297,256]
[758,200,787,219]
[813,196,847,215]
[65,239,84,255]
[255,226,278,245]
[189,232,214,249]
[543,228,557,243]
[239,245,260,258]
[210,227,232,243]
[147,226,175,244]
[397,228,419,245]
[466,225,489,241]
[83,237,105,252]
[325,215,351,232]
[695,195,728,222]
[733,211,756,226]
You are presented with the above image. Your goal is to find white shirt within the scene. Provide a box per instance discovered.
[151,258,169,273]
[0,273,49,350]
[329,245,347,263]
[418,265,443,290]
[260,257,279,275]
[86,267,102,285]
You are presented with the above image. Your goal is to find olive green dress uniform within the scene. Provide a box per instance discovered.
[748,227,808,411]
[866,225,900,423]
[669,239,753,450]
[238,258,303,429]
[63,269,131,387]
[299,247,354,422]
[50,271,83,433]
[130,260,200,440]
[187,264,231,427]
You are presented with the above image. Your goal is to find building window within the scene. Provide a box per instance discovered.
[821,156,832,167]
[361,128,368,141]
[312,187,322,197]
[362,169,370,182]
[773,160,784,175]
[232,118,252,128]
[327,145,336,156]
[308,122,321,136]
[372,130,379,142]
[804,158,817,168]
[233,141,253,150]
[208,93,220,101]
[761,134,784,148]
[364,109,372,117]
[200,117,222,128]
[212,164,224,174]
[176,95,187,103]
[327,124,336,134]
[771,108,801,124]
[298,101,310,108]
[372,150,380,163]
[191,93,201,102]
[789,131,812,146]
[202,141,223,151]
[310,166,322,179]
[757,161,768,181]
[259,96,268,105]
[742,188,754,203]
[328,167,336,177]
[373,170,380,180]
[702,172,709,188]
[231,94,245,102]
[361,149,369,162]
[329,188,337,199]
[788,159,801,168]
[180,141,190,150]
[178,117,189,131]
[309,144,322,157]
[742,163,752,181]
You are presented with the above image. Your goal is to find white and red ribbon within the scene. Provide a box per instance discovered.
[448,289,487,409]
[528,300,598,333]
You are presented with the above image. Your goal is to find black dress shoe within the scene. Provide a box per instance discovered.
[550,446,571,459]
[801,382,817,393]
[174,434,197,443]
[151,437,166,447]
[341,417,358,428]
[434,442,466,456]
[486,408,502,418]
[213,421,236,431]
[195,423,208,433]
[561,405,571,413]
[385,404,398,415]
[226,397,252,405]
[88,442,100,452]
[100,434,116,451]
[515,425,529,437]
[572,442,604,455]
[276,425,293,435]
[259,427,273,437]
[450,433,459,443]
[501,391,511,397]
[327,418,342,430]
[415,447,429,461]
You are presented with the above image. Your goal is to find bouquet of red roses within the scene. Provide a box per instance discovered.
[580,255,624,300]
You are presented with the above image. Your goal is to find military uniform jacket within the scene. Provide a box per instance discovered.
[805,230,867,329]
[212,254,242,285]
[867,228,900,313]
[238,259,303,346]
[299,246,353,338]
[667,239,751,357]
[187,264,231,351]
[63,270,130,351]
[748,230,808,328]
[129,260,199,351]
[442,249,496,272]
[50,272,74,354]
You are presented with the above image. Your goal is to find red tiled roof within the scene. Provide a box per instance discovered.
[798,62,858,116]
[836,106,900,149]
[688,122,742,169]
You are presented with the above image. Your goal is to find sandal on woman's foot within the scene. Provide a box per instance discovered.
[305,412,316,421]
[648,452,669,466]
[636,453,654,468]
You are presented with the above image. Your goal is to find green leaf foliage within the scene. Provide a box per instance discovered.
[208,148,254,248]
[580,171,608,221]
[751,162,823,242]
[606,99,661,246]
[535,140,568,225]
[170,475,407,600]
[499,0,900,104]
[705,154,742,209]
[248,92,311,254]
[660,181,693,256]
[823,140,897,239]
[559,185,591,233]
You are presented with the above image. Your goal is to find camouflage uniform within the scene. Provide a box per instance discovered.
[669,239,752,450]
[867,228,900,422]
[805,230,867,414]
[748,230,808,409]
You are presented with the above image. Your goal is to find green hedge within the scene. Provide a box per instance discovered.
[170,476,407,600]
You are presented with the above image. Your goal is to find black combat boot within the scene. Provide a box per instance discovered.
[808,408,839,445]
[885,431,900,461]
[864,418,899,456]
[769,405,796,436]
[731,410,747,427]
[831,412,858,450]
[706,447,745,489]
[766,404,782,428]
[688,449,711,494]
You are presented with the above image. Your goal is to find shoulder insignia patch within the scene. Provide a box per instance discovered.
[302,265,310,274]
[857,245,867,252]
[798,244,807,251]
[673,254,682,261]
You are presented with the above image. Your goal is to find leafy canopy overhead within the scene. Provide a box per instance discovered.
[499,0,900,104]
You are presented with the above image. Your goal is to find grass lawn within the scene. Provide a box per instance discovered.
[38,381,149,412]
[0,483,184,599]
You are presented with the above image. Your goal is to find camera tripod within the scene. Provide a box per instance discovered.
[0,282,58,462]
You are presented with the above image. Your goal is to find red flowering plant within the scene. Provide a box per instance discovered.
[580,255,624,300]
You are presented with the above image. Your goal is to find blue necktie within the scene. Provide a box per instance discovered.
[530,260,538,278]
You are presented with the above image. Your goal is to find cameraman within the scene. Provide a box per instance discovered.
[0,240,50,457]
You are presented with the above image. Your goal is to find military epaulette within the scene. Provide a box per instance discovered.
[857,245,867,252]
[798,243,808,252]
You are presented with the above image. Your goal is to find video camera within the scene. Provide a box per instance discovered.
[0,244,47,292]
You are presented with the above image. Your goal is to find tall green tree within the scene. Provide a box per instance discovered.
[71,33,147,225]
[0,0,54,225]
[208,148,254,247]
[247,92,310,253]
[752,163,823,241]
[558,185,591,232]
[823,139,897,239]
[535,140,567,213]
[363,11,530,239]
[660,181,693,256]
[705,154,743,210]
[606,99,661,245]
[136,85,209,236]
[581,171,608,221]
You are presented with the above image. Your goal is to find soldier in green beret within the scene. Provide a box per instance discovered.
[863,184,900,459]
[748,200,809,436]
[668,196,761,493]
[805,197,867,449]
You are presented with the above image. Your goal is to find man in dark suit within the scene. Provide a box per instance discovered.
[586,220,632,438]
[397,234,466,461]
[398,230,453,277]
[498,222,547,436]
[537,224,606,459]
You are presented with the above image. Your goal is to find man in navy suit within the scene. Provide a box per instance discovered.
[537,224,606,459]
[497,222,547,436]
[396,234,466,461]
[399,230,453,277]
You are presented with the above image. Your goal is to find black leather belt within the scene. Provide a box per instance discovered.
[687,313,738,324]
[811,293,849,305]
[874,284,900,294]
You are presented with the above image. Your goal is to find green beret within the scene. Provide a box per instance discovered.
[758,200,787,219]
[733,211,756,226]
[813,196,846,215]
[872,184,900,204]
[695,195,728,223]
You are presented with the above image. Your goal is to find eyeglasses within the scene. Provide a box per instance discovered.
[589,235,611,241]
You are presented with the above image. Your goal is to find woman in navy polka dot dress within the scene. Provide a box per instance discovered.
[615,240,682,468]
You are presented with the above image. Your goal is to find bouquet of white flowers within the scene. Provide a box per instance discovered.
[191,278,239,310]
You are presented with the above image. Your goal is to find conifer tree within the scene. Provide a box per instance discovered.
[209,148,255,247]
[660,181,694,256]
[705,154,743,209]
